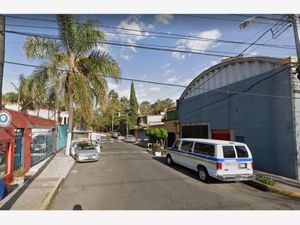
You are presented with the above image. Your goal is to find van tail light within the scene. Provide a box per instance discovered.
[216,162,222,170]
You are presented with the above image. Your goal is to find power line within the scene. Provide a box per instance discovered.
[5,15,296,50]
[4,29,236,58]
[178,14,275,25]
[4,60,297,100]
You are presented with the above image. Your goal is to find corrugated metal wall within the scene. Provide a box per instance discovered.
[178,66,298,179]
[182,58,283,99]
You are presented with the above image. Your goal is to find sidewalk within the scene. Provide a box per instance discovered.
[248,170,300,198]
[9,150,74,210]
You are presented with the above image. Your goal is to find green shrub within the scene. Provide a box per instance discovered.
[256,175,275,186]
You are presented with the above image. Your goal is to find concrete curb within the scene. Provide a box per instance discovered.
[39,158,75,210]
[246,180,300,199]
[39,178,64,210]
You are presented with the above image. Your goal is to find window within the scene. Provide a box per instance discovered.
[194,143,215,156]
[222,146,236,158]
[173,140,180,149]
[235,145,249,158]
[180,141,194,152]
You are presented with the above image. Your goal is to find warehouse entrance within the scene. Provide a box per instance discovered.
[181,124,209,139]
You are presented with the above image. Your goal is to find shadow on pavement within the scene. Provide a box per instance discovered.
[151,156,235,185]
[0,155,54,210]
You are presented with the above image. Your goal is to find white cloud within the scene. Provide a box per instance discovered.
[155,15,174,24]
[172,52,186,60]
[167,76,179,84]
[162,63,170,69]
[172,29,222,60]
[116,15,155,54]
[120,54,132,61]
[249,51,258,56]
[142,74,148,79]
[94,43,110,53]
[163,69,174,76]
[150,87,160,92]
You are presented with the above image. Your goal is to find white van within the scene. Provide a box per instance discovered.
[165,138,255,182]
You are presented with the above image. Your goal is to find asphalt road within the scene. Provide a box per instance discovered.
[52,139,300,210]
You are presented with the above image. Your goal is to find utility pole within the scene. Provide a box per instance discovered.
[0,15,5,110]
[292,14,300,74]
[111,111,114,132]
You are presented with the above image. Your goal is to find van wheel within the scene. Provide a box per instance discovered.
[198,166,210,183]
[166,154,173,166]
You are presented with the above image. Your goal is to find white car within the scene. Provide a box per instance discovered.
[165,138,255,182]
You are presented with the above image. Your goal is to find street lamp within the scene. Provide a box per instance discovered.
[240,14,300,77]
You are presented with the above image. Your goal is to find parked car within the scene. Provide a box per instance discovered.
[112,132,121,139]
[118,135,125,140]
[31,134,47,153]
[124,135,136,143]
[165,138,255,182]
[72,140,99,162]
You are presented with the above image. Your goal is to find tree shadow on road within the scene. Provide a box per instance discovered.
[152,156,235,185]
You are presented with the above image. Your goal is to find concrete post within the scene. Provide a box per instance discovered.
[0,15,5,110]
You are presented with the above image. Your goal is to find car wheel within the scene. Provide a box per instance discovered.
[198,166,210,183]
[166,154,173,165]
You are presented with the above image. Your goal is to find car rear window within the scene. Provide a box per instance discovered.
[222,146,236,158]
[77,142,95,150]
[194,143,215,157]
[235,145,249,158]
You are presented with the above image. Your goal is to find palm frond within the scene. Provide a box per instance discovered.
[23,37,59,60]
[82,51,121,81]
[69,72,94,123]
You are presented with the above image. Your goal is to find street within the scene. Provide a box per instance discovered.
[52,139,300,210]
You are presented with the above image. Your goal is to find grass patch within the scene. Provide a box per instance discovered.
[256,175,275,186]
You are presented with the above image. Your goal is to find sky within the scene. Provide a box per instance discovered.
[2,14,297,104]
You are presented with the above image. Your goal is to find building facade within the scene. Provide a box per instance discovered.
[162,107,180,147]
[178,56,300,180]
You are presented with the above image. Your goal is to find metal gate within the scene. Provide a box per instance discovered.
[31,129,54,166]
[14,129,24,170]
[56,125,68,152]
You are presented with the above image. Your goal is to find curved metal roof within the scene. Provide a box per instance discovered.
[180,56,289,100]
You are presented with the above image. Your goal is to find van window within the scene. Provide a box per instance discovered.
[180,141,193,152]
[235,145,249,158]
[173,140,180,149]
[194,143,215,157]
[222,146,236,158]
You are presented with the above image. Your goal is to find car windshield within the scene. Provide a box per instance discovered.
[77,142,95,150]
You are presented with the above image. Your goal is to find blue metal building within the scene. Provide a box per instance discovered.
[178,56,300,180]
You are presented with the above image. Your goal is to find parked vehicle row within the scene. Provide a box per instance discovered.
[165,138,255,182]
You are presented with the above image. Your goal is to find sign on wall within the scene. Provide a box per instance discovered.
[0,110,12,127]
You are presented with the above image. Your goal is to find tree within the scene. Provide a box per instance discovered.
[139,101,151,116]
[23,15,121,155]
[2,92,18,105]
[145,127,168,151]
[129,81,138,117]
[151,98,175,114]
[18,75,35,112]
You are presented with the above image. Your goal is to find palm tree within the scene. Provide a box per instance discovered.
[23,15,121,155]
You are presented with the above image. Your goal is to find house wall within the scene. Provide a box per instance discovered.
[178,66,298,179]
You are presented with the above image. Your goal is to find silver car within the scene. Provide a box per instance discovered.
[124,135,136,143]
[74,141,99,162]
